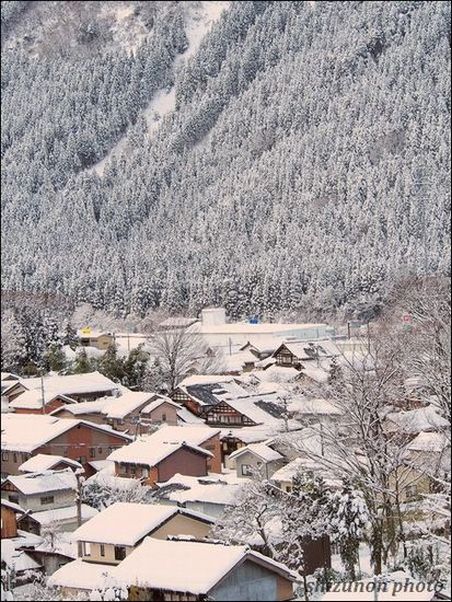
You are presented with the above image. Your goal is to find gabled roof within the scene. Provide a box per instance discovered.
[140,395,181,415]
[15,371,120,397]
[229,443,284,463]
[1,414,132,452]
[72,502,213,546]
[20,503,97,526]
[107,440,213,467]
[407,431,450,453]
[48,558,113,591]
[155,474,243,506]
[10,390,77,410]
[100,391,155,419]
[146,425,221,446]
[273,339,339,360]
[3,469,76,496]
[113,538,297,594]
[18,454,82,473]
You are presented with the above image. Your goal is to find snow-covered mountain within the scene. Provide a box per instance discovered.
[1,1,450,319]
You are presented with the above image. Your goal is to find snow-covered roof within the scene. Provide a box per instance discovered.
[181,378,251,407]
[114,537,297,593]
[1,414,131,452]
[212,394,289,425]
[240,336,286,353]
[1,539,41,572]
[176,406,205,424]
[148,424,220,445]
[1,499,25,513]
[73,502,187,545]
[9,390,77,410]
[5,469,76,495]
[300,362,331,384]
[256,365,301,382]
[178,374,238,388]
[18,454,82,473]
[222,351,257,372]
[23,503,97,526]
[288,398,342,416]
[158,317,199,328]
[386,405,449,434]
[17,371,120,397]
[140,395,181,415]
[1,372,20,381]
[51,398,110,416]
[275,339,339,360]
[100,391,155,419]
[157,474,242,506]
[407,431,450,453]
[48,559,113,590]
[107,438,212,467]
[229,443,284,463]
[271,457,308,482]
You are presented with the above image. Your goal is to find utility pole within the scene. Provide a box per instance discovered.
[40,373,46,415]
[75,468,85,558]
[229,337,232,356]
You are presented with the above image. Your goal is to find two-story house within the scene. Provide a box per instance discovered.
[1,414,132,476]
[73,501,214,565]
[1,469,97,535]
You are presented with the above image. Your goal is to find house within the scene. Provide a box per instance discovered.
[272,340,338,369]
[1,469,97,534]
[133,395,180,429]
[48,538,297,601]
[73,502,214,565]
[2,371,121,403]
[9,391,77,415]
[18,454,83,474]
[1,499,25,539]
[154,473,244,519]
[52,392,181,433]
[172,374,249,416]
[1,414,132,476]
[109,425,223,476]
[221,350,258,375]
[77,329,114,350]
[203,393,298,431]
[108,440,213,487]
[229,442,286,478]
[115,538,297,601]
[271,458,310,493]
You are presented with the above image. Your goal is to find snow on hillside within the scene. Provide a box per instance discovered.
[92,1,230,175]
[144,1,230,130]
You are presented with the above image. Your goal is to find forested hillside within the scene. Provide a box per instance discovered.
[1,0,450,320]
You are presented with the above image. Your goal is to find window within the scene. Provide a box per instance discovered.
[130,465,136,476]
[161,413,167,422]
[100,544,105,557]
[78,456,86,464]
[98,447,103,455]
[83,542,91,556]
[90,448,96,459]
[114,546,126,561]
[1,452,9,462]
[13,453,17,464]
[285,485,292,493]
[8,495,19,504]
[142,467,149,478]
[241,464,253,476]
[40,495,54,505]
